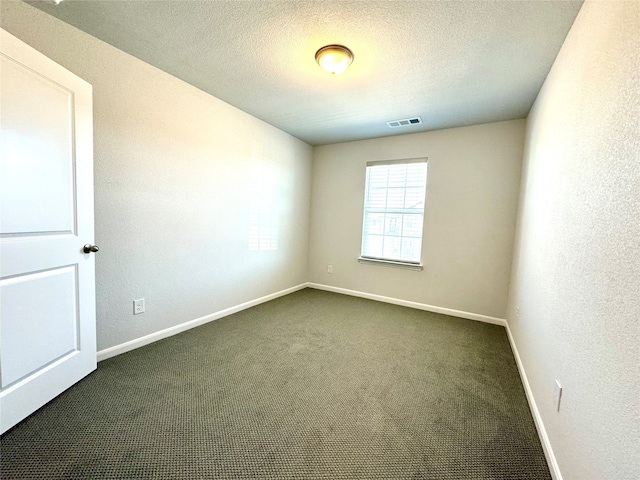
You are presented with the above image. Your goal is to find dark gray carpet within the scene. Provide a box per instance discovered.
[0,288,550,479]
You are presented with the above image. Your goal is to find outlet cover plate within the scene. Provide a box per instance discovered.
[133,298,145,315]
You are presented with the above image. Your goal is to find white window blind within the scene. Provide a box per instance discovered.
[360,159,427,264]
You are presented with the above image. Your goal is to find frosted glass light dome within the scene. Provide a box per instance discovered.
[315,45,354,75]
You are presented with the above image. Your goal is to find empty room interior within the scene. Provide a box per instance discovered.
[0,1,638,479]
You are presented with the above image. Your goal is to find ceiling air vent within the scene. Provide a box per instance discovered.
[387,116,422,128]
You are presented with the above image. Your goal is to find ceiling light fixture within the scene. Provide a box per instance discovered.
[315,45,354,75]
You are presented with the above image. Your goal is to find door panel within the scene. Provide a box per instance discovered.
[0,54,75,235]
[1,266,79,388]
[0,29,96,434]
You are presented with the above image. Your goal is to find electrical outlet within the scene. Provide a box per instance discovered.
[327,264,333,274]
[516,306,520,318]
[554,379,563,412]
[133,298,145,315]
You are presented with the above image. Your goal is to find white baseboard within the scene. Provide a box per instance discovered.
[97,283,307,362]
[99,282,504,361]
[306,282,507,326]
[505,322,563,480]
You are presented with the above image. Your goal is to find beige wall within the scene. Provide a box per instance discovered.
[0,1,313,352]
[507,2,640,479]
[7,3,639,477]
[309,120,525,319]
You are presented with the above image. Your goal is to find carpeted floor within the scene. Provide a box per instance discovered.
[0,288,551,479]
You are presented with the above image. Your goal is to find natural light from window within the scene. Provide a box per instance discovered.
[360,159,427,264]
[249,164,279,251]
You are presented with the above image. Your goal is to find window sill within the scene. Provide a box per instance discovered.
[357,257,424,271]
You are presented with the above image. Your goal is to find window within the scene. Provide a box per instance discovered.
[359,159,427,267]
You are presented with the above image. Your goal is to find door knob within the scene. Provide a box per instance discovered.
[83,244,99,254]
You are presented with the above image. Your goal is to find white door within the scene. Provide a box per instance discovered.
[0,29,96,433]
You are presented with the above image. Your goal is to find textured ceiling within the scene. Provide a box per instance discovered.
[29,0,583,146]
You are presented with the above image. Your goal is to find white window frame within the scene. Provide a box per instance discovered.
[358,158,428,270]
